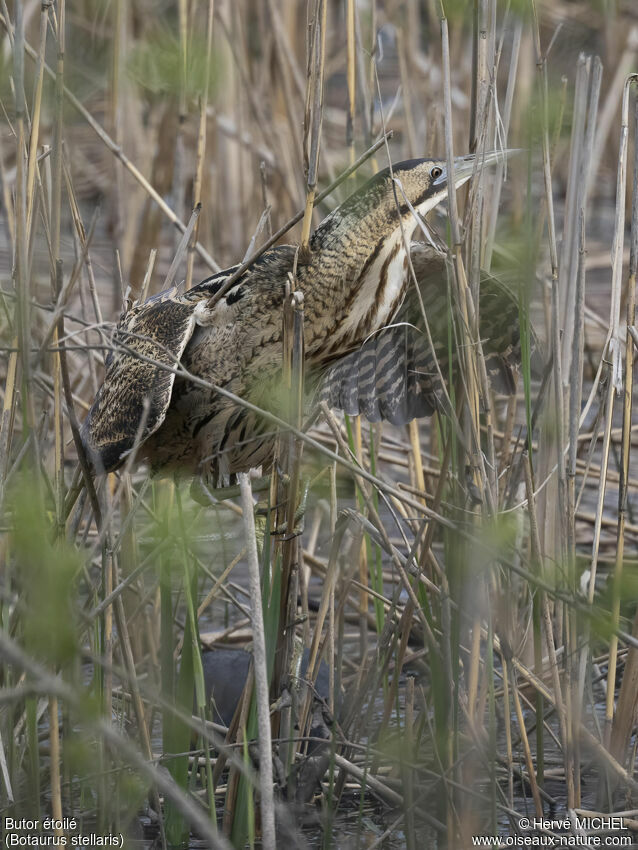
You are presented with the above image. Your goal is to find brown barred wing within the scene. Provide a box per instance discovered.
[319,247,541,427]
[81,294,198,472]
[318,323,445,426]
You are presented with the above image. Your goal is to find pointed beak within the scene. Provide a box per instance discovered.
[432,149,521,189]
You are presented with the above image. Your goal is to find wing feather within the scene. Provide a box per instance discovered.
[81,298,198,472]
[318,242,543,427]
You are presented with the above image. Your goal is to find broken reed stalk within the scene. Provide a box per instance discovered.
[238,473,276,850]
[162,204,202,292]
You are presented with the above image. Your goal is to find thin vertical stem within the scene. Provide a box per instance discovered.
[484,17,521,270]
[238,474,276,850]
[14,0,30,400]
[300,0,327,255]
[186,0,215,290]
[607,79,638,743]
[108,0,124,310]
[25,2,48,239]
[346,0,356,160]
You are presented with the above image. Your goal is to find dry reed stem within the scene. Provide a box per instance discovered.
[47,697,63,836]
[12,0,30,416]
[46,3,66,827]
[440,20,490,507]
[299,0,327,257]
[238,473,276,850]
[608,93,638,764]
[162,203,202,292]
[589,27,638,189]
[346,0,356,158]
[441,13,492,759]
[24,2,48,240]
[185,0,215,291]
[0,345,18,512]
[484,16,521,269]
[509,664,544,818]
[351,414,369,662]
[107,0,124,281]
[524,452,571,791]
[559,55,590,374]
[277,285,305,778]
[220,667,254,832]
[603,74,638,731]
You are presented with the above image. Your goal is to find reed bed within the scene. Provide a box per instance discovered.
[1,1,638,848]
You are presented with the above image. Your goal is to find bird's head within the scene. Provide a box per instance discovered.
[377,150,515,219]
[317,150,516,242]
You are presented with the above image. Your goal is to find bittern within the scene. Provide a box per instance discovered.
[82,153,530,483]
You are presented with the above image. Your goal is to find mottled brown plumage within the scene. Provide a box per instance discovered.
[82,153,530,483]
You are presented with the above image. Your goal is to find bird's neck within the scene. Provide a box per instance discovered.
[300,202,419,358]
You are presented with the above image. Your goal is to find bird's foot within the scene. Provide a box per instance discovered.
[270,477,310,537]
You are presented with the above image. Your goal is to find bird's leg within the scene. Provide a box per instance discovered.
[193,464,310,533]
[254,465,288,519]
[190,473,271,506]
[291,476,311,535]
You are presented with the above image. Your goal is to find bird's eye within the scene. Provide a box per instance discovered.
[430,166,443,180]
